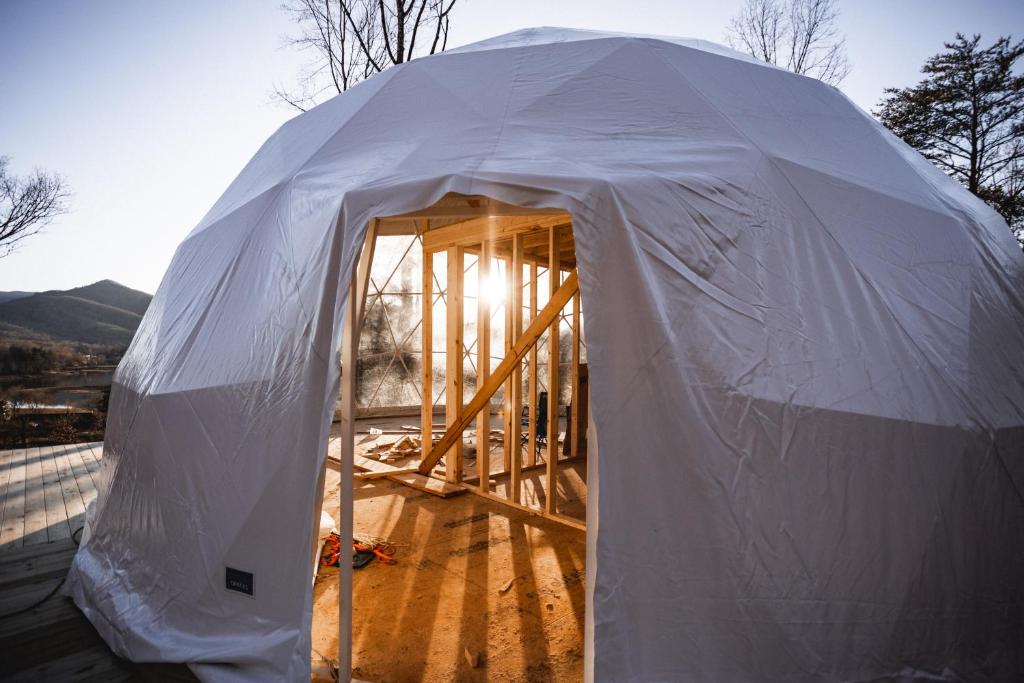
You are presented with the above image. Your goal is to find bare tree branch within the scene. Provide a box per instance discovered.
[275,0,460,111]
[0,156,71,258]
[726,0,850,85]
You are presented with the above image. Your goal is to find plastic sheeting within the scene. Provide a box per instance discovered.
[64,28,1024,682]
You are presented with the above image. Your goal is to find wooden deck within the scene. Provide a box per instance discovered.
[0,442,194,681]
[1,442,103,550]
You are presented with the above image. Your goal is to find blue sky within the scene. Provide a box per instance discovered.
[1,0,1022,294]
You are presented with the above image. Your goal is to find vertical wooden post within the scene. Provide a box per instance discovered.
[527,261,538,467]
[509,234,524,502]
[421,228,433,462]
[571,291,581,459]
[356,219,379,328]
[545,227,561,515]
[502,257,513,474]
[338,237,364,679]
[445,245,464,483]
[476,240,491,491]
[313,220,376,574]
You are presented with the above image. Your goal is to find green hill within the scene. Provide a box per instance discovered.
[0,280,152,346]
[0,291,32,304]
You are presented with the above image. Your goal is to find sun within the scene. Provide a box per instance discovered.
[480,266,506,306]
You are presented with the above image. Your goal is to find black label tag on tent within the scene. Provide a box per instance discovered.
[225,567,253,596]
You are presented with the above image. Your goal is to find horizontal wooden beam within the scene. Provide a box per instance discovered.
[327,454,466,497]
[380,195,561,221]
[417,269,580,475]
[422,215,569,252]
[461,485,586,532]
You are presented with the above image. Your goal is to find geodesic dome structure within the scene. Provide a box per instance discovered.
[66,27,1024,682]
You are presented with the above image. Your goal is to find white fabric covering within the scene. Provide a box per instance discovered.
[65,27,1024,681]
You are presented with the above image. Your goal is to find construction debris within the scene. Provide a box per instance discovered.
[365,435,422,461]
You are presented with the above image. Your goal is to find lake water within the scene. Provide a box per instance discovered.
[0,368,115,409]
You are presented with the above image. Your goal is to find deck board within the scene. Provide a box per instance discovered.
[22,446,50,546]
[39,445,71,542]
[0,447,26,550]
[0,446,14,543]
[53,444,87,534]
[0,442,195,681]
[0,442,103,551]
[0,537,195,681]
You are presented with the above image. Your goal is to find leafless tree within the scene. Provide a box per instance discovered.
[0,156,70,258]
[274,0,459,111]
[727,0,850,85]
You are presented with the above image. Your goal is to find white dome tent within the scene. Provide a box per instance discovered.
[65,27,1024,682]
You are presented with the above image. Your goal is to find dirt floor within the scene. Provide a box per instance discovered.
[312,418,587,682]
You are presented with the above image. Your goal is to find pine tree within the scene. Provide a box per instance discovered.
[876,34,1024,248]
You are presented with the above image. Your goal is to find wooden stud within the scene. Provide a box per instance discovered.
[546,227,561,515]
[312,221,375,578]
[445,246,464,483]
[476,241,492,492]
[356,219,379,328]
[421,233,433,459]
[417,270,579,475]
[571,290,581,459]
[509,234,523,503]
[338,246,361,678]
[527,261,538,467]
[502,257,513,474]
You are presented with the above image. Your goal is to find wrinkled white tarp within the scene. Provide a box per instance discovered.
[65,27,1024,682]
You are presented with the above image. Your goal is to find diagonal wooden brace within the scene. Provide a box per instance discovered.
[417,269,580,475]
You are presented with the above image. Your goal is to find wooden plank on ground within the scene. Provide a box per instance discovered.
[386,471,467,498]
[0,448,26,550]
[328,454,465,496]
[350,454,418,478]
[21,447,48,547]
[38,445,71,542]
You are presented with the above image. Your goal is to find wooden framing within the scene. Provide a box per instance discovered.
[329,201,589,678]
[527,261,538,467]
[445,246,464,483]
[337,225,368,675]
[420,223,433,457]
[373,194,587,530]
[571,291,581,459]
[476,240,491,492]
[509,234,523,503]
[502,256,513,474]
[421,215,569,252]
[417,270,579,475]
[311,219,376,576]
[546,226,561,515]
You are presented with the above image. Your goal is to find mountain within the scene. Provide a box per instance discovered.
[0,280,152,346]
[0,291,32,305]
